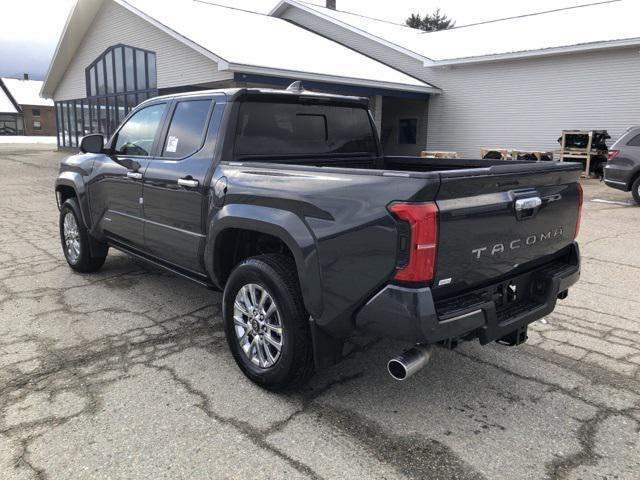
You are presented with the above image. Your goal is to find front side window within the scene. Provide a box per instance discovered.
[162,100,212,158]
[33,120,41,130]
[113,103,165,156]
[235,101,376,158]
[32,108,40,117]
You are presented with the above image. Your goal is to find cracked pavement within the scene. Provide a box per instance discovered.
[1,143,639,479]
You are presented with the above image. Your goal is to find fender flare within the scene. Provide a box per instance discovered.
[55,172,92,230]
[205,204,323,318]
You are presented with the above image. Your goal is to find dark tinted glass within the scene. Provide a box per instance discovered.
[98,98,107,134]
[627,133,640,146]
[163,100,212,158]
[235,101,376,157]
[125,47,135,91]
[96,59,105,95]
[398,118,417,144]
[82,101,90,135]
[114,103,165,156]
[69,101,77,147]
[75,101,83,139]
[116,95,126,124]
[147,52,157,89]
[126,94,137,114]
[105,51,114,94]
[136,50,146,90]
[89,66,96,96]
[114,47,124,93]
[61,103,68,146]
[91,99,99,134]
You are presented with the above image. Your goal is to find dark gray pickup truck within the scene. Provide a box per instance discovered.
[55,85,582,389]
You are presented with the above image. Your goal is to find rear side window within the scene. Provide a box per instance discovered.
[626,133,640,146]
[114,103,166,156]
[162,99,212,158]
[234,101,376,158]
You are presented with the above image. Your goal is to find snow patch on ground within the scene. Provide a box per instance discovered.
[0,136,57,144]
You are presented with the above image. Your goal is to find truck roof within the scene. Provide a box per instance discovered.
[142,84,369,107]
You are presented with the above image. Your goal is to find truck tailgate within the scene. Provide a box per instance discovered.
[433,163,582,295]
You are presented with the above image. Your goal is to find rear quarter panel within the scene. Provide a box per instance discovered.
[217,162,439,337]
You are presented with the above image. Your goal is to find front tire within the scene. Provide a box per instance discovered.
[222,254,314,390]
[632,176,640,205]
[59,198,107,273]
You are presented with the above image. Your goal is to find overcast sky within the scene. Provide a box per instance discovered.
[0,0,615,80]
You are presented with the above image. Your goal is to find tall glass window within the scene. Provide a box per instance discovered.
[66,44,160,142]
[105,51,114,94]
[147,53,157,89]
[96,59,105,95]
[136,50,146,90]
[89,66,96,97]
[114,47,124,93]
[125,47,135,91]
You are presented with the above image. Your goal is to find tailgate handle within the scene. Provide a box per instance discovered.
[515,197,542,211]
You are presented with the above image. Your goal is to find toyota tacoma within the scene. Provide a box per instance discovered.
[55,84,582,389]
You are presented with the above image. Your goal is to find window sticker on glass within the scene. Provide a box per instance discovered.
[166,136,179,153]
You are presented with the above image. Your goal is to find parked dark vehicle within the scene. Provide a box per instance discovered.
[55,86,582,390]
[604,126,640,204]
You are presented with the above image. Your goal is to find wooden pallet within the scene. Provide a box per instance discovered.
[558,130,607,177]
[420,150,460,159]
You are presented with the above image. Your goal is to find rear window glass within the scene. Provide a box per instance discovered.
[163,99,212,158]
[627,133,640,146]
[234,101,376,158]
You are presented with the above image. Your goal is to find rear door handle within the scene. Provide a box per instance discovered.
[126,171,143,180]
[177,178,199,188]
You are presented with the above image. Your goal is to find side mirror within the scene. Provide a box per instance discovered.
[79,134,104,154]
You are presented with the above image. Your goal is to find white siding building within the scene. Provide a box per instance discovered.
[41,0,436,149]
[43,0,640,156]
[272,0,640,157]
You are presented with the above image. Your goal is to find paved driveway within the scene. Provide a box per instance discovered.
[1,144,639,479]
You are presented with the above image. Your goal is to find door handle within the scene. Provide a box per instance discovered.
[177,178,199,188]
[126,171,143,180]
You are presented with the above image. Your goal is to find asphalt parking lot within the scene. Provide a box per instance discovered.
[1,144,639,480]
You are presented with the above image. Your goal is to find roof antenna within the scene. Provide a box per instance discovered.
[286,81,304,92]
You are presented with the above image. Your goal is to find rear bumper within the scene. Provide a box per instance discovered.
[355,243,580,345]
[603,165,631,191]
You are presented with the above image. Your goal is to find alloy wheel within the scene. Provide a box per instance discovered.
[233,283,284,368]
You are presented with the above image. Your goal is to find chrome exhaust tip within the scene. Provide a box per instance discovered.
[387,344,433,381]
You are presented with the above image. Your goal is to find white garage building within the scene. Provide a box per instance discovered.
[43,0,640,157]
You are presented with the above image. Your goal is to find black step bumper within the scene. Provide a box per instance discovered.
[354,243,580,345]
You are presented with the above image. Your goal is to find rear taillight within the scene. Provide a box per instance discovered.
[575,183,583,239]
[388,202,439,283]
[607,150,620,161]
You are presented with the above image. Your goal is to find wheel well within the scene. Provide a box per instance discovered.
[56,185,77,205]
[215,229,294,285]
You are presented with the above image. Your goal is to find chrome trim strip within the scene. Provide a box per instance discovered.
[603,179,627,186]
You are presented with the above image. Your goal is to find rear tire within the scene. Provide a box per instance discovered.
[632,177,640,205]
[59,198,108,273]
[222,254,314,390]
